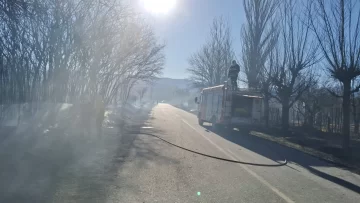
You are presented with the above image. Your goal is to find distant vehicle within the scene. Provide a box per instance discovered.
[194,82,262,129]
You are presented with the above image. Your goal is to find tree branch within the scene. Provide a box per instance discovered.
[327,88,343,98]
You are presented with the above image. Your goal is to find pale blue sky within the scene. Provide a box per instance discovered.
[135,0,245,79]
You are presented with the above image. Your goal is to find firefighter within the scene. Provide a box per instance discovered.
[228,60,240,90]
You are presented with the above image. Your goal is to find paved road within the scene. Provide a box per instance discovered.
[1,103,360,202]
[109,104,360,203]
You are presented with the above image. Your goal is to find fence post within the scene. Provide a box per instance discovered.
[335,107,338,133]
[331,107,334,133]
[292,108,295,126]
[320,112,323,131]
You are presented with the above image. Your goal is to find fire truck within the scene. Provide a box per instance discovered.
[194,81,263,129]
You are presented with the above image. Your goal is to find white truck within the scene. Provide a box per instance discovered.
[195,82,263,129]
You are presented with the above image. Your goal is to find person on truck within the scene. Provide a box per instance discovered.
[228,60,240,90]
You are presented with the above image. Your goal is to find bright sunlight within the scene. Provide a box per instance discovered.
[141,0,176,15]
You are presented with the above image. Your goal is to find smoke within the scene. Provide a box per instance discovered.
[0,102,151,202]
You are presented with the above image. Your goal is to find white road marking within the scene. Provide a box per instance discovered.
[226,149,294,203]
[181,118,294,203]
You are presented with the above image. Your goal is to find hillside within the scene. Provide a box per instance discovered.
[131,78,198,108]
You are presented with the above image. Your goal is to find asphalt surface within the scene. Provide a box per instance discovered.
[1,103,360,202]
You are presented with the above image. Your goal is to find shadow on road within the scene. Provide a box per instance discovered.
[169,105,360,194]
[0,104,178,203]
[104,108,180,202]
[207,126,360,194]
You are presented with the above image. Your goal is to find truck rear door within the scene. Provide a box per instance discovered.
[230,95,253,124]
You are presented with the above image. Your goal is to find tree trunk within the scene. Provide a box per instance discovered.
[308,115,314,128]
[305,109,314,128]
[342,80,351,150]
[248,76,258,89]
[281,101,290,131]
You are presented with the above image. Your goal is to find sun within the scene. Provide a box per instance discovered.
[141,0,176,15]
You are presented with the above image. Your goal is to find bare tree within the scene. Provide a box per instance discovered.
[241,0,279,126]
[260,49,277,126]
[187,17,234,88]
[309,0,360,150]
[241,0,279,89]
[300,86,333,128]
[271,0,319,131]
[0,0,165,123]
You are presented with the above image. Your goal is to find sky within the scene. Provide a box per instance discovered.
[133,0,245,79]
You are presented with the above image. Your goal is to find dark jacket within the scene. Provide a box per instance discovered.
[228,63,240,78]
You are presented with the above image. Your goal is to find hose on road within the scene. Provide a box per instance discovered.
[134,132,287,167]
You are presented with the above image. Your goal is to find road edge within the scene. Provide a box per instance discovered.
[172,104,360,172]
[248,130,360,173]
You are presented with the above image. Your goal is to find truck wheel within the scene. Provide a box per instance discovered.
[198,119,204,126]
[211,117,221,131]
